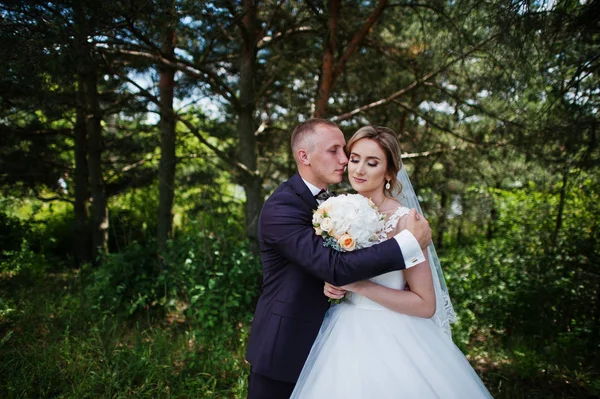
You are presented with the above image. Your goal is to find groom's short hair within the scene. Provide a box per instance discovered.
[291,118,339,158]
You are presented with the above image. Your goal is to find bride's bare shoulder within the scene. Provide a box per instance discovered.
[380,199,408,214]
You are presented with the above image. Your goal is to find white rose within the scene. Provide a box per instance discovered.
[313,211,323,225]
[320,217,333,233]
[314,194,384,249]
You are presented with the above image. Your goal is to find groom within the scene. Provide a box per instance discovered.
[246,119,432,398]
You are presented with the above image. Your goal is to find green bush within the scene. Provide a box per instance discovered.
[1,209,260,398]
[83,212,261,333]
[442,178,600,374]
[0,211,29,253]
[0,211,50,279]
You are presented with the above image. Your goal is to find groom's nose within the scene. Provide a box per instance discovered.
[338,151,348,165]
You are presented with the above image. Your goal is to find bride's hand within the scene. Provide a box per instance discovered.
[324,282,346,299]
[341,280,372,293]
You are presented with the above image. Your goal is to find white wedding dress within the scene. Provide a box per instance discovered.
[291,207,493,399]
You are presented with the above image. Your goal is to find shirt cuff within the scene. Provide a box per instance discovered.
[393,230,426,268]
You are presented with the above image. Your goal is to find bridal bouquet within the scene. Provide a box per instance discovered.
[312,194,385,252]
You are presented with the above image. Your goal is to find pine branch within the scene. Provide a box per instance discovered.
[99,47,241,111]
[331,0,388,83]
[117,72,257,180]
[331,35,498,122]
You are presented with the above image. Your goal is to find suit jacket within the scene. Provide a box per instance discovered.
[246,173,407,382]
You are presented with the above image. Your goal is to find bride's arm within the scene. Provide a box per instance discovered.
[323,265,436,319]
[337,213,436,318]
[342,256,436,318]
[324,211,436,317]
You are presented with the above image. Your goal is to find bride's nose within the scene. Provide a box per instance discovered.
[355,164,366,175]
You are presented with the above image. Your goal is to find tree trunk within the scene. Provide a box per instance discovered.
[486,205,496,240]
[313,0,340,118]
[74,74,90,266]
[436,189,447,249]
[486,182,500,241]
[74,1,106,261]
[84,67,108,258]
[455,194,464,246]
[157,8,177,251]
[437,165,453,249]
[313,0,388,118]
[238,0,262,252]
[552,169,568,246]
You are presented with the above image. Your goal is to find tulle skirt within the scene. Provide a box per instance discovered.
[291,301,493,399]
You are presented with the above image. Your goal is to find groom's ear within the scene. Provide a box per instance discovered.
[298,149,310,165]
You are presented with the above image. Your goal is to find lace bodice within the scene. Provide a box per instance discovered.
[347,206,410,310]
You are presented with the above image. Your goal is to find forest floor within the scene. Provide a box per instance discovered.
[1,271,598,398]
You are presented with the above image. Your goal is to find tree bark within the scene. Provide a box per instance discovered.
[313,0,340,118]
[486,182,500,241]
[552,169,568,246]
[74,74,90,265]
[437,189,447,249]
[238,0,262,252]
[84,66,108,258]
[157,5,177,251]
[314,0,388,118]
[73,1,107,261]
[437,165,453,249]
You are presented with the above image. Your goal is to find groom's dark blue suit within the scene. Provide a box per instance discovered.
[246,174,409,396]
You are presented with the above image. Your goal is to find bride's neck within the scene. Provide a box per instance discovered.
[359,190,387,209]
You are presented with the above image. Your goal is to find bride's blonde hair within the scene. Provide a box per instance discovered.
[346,126,403,197]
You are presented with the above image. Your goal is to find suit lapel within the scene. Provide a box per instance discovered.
[289,173,318,210]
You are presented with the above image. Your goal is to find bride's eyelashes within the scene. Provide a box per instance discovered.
[349,158,379,167]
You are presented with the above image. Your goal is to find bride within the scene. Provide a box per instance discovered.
[290,126,493,398]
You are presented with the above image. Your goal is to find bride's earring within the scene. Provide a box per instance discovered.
[385,180,391,190]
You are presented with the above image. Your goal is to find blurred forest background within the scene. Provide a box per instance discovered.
[1,0,599,397]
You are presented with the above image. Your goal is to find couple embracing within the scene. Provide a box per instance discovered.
[246,119,492,399]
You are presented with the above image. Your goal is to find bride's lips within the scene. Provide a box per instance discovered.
[353,177,366,183]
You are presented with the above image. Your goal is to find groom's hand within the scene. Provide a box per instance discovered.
[406,208,432,249]
[324,282,346,299]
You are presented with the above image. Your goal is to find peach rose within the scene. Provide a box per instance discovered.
[337,233,356,251]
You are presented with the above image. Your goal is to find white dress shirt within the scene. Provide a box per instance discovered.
[303,179,329,204]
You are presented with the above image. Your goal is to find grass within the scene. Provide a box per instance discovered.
[0,271,251,398]
[1,271,598,398]
[467,327,600,399]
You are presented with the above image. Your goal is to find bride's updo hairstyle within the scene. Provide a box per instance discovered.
[346,126,403,197]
